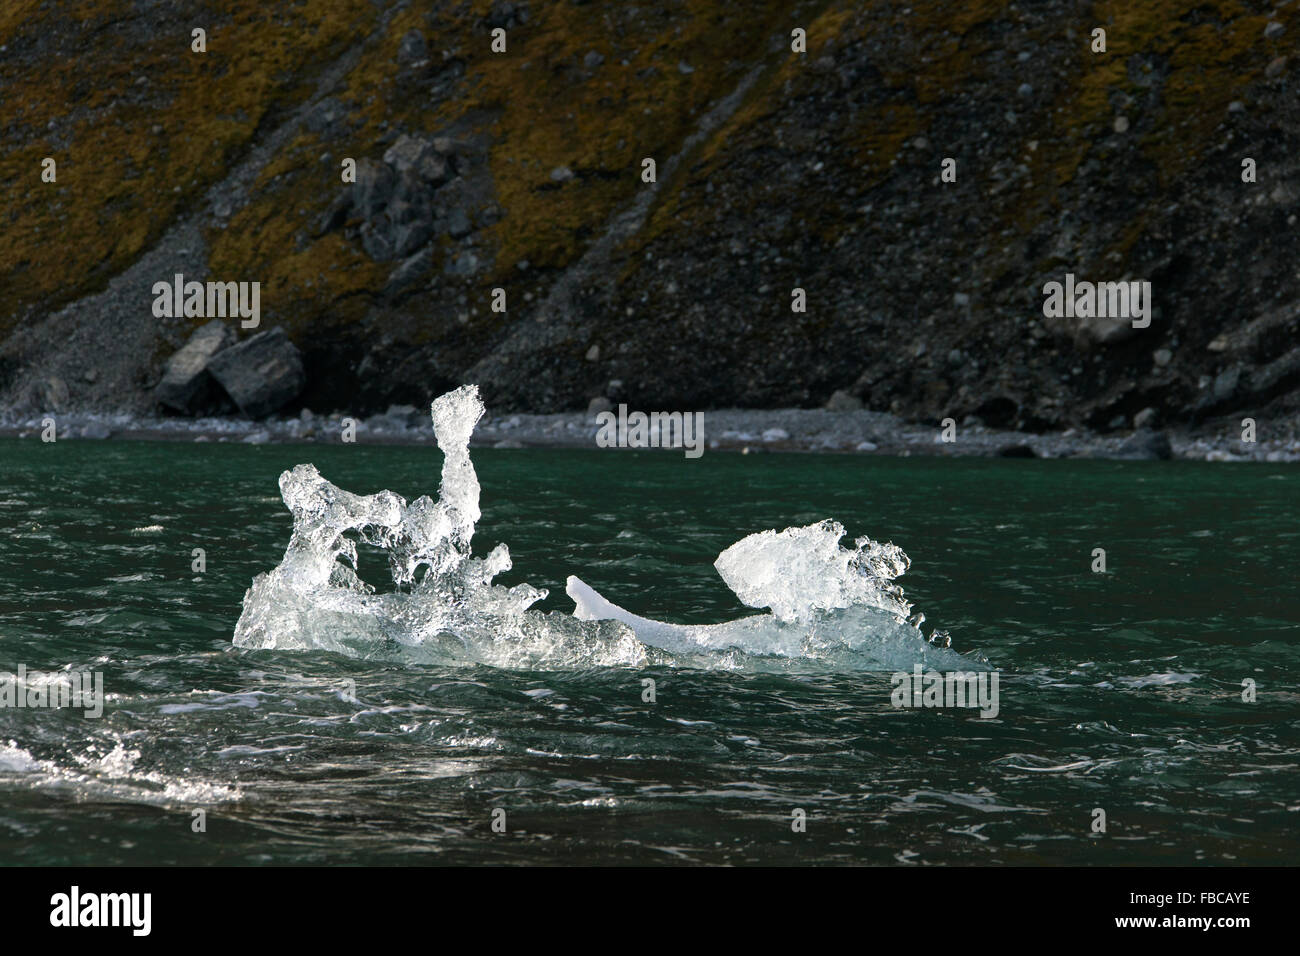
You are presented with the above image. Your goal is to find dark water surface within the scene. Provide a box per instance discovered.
[0,438,1295,864]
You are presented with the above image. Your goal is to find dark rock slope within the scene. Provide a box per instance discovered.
[1,0,1297,433]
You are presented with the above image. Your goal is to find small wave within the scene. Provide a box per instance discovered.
[1116,671,1201,689]
[1,738,242,805]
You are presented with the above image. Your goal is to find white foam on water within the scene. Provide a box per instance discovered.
[0,740,39,773]
[1,737,242,804]
[233,385,988,672]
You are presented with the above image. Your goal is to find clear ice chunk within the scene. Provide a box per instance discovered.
[568,521,985,671]
[234,385,987,672]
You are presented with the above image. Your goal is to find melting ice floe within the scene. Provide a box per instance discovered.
[233,385,987,672]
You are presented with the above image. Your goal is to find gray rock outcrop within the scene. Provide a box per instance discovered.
[1116,429,1173,460]
[206,328,305,419]
[154,320,236,413]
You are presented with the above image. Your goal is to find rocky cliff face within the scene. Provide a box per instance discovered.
[1,0,1297,432]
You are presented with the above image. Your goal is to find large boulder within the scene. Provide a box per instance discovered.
[825,389,863,411]
[155,320,236,413]
[396,29,428,67]
[383,135,449,185]
[316,139,452,260]
[1116,428,1173,460]
[365,404,424,431]
[206,328,305,419]
[354,159,397,221]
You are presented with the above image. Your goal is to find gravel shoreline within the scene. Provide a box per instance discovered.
[2,406,1297,462]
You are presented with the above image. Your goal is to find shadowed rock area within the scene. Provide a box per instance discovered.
[0,0,1297,440]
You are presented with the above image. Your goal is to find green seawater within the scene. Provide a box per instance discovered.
[0,438,1296,865]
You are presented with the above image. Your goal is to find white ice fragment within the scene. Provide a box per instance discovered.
[714,519,910,623]
[234,385,985,673]
[233,385,647,667]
